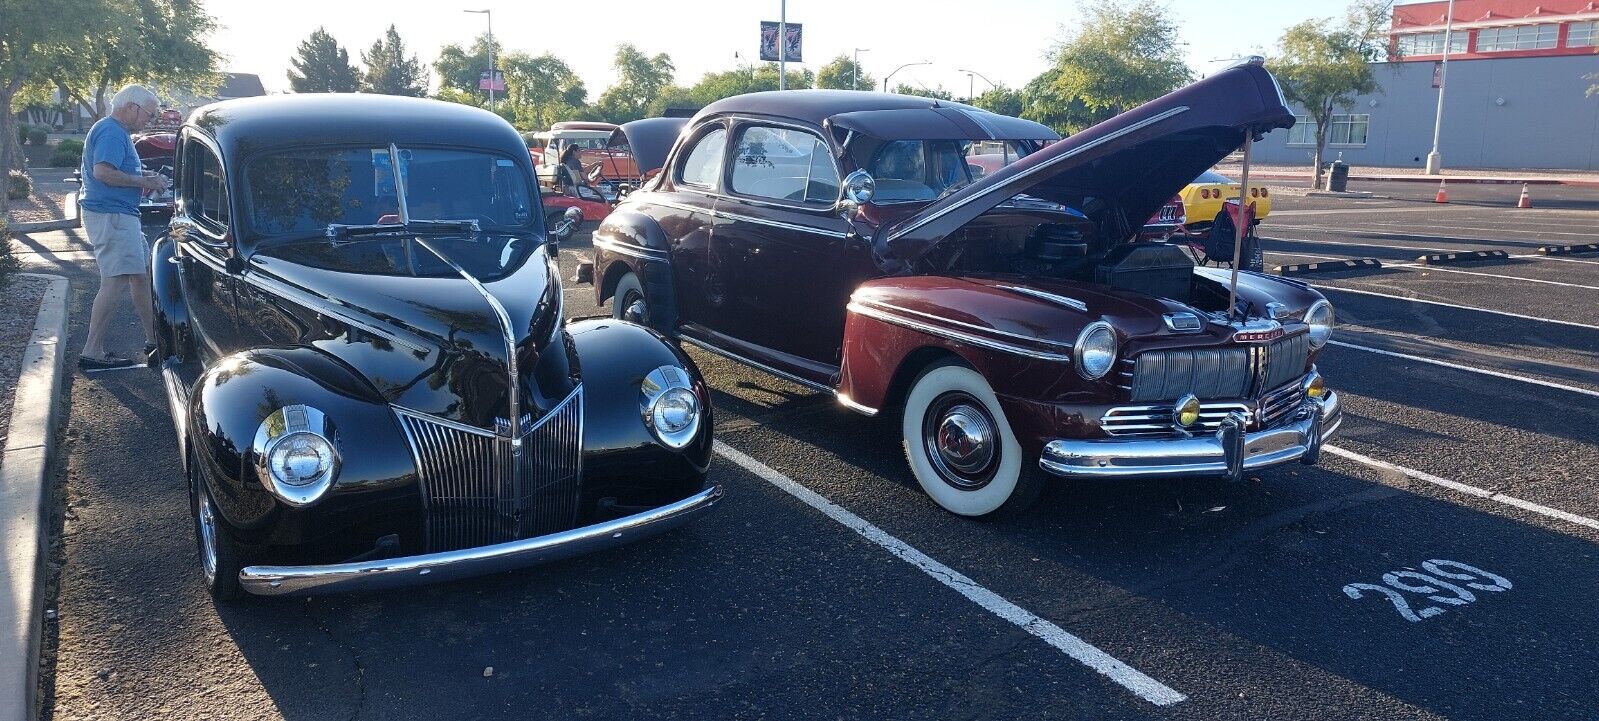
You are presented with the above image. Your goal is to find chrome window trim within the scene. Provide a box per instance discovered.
[674,123,730,190]
[392,405,497,437]
[240,269,432,355]
[846,301,1074,363]
[851,296,1076,350]
[885,105,1190,244]
[678,335,836,394]
[714,210,850,239]
[994,285,1089,312]
[413,237,522,450]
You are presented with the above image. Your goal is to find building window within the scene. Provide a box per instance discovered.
[1396,31,1468,55]
[1286,114,1369,147]
[1570,21,1596,47]
[1476,24,1559,51]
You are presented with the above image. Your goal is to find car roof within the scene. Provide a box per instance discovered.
[186,93,529,162]
[692,89,1058,141]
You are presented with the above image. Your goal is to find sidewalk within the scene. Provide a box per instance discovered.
[1215,162,1599,187]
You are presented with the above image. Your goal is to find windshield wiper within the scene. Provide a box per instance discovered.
[326,218,481,239]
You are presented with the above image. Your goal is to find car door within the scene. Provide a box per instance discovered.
[172,134,246,363]
[653,122,730,339]
[711,121,864,381]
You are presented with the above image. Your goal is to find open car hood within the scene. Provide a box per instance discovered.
[608,117,690,177]
[876,60,1294,262]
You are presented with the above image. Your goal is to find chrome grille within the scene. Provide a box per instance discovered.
[1258,379,1305,428]
[1101,402,1250,437]
[1127,331,1310,402]
[396,386,584,552]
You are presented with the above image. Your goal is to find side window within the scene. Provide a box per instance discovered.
[188,141,229,230]
[678,127,727,188]
[729,125,839,204]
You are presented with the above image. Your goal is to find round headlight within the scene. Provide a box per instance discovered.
[1306,300,1334,348]
[1074,321,1118,380]
[652,387,699,435]
[269,432,335,486]
[641,366,702,450]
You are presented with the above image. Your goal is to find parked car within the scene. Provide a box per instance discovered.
[150,94,720,600]
[532,121,638,200]
[1140,194,1186,241]
[588,59,1339,518]
[1180,169,1272,231]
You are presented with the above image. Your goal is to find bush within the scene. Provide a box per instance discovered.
[26,127,47,146]
[5,169,30,200]
[55,138,83,154]
[15,123,31,145]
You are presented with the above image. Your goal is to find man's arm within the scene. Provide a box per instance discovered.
[92,162,165,190]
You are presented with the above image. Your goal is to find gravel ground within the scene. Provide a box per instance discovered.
[0,274,50,462]
[6,177,72,225]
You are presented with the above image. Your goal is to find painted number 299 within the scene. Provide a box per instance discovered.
[1343,559,1512,622]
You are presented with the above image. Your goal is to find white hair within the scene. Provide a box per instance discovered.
[111,84,159,111]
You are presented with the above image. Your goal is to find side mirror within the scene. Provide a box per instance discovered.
[546,206,584,257]
[836,169,875,218]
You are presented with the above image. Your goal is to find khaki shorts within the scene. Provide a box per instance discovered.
[82,210,149,279]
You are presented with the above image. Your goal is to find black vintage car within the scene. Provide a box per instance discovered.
[151,94,720,600]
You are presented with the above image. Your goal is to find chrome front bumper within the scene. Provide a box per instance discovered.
[239,485,723,596]
[1038,392,1341,480]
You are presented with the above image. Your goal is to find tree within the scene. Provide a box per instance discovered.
[643,62,812,118]
[972,85,1023,117]
[433,33,501,101]
[1043,0,1190,129]
[892,84,952,100]
[52,0,221,120]
[361,25,427,97]
[500,52,587,130]
[594,44,674,123]
[1269,1,1391,185]
[287,27,359,93]
[815,54,873,90]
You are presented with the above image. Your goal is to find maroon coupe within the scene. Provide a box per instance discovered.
[588,59,1340,517]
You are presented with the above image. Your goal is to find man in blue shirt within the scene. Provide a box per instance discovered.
[78,84,170,371]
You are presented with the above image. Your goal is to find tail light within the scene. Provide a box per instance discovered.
[1250,187,1259,198]
[1261,187,1269,197]
[1200,188,1210,199]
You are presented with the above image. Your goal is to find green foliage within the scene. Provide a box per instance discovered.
[1042,0,1190,128]
[49,139,83,168]
[433,33,501,100]
[51,0,222,119]
[594,45,675,123]
[1268,1,1392,180]
[6,170,31,200]
[16,124,31,145]
[288,27,361,93]
[500,52,588,130]
[361,25,428,97]
[56,139,84,154]
[892,85,953,100]
[815,55,873,90]
[971,86,1023,117]
[0,218,20,288]
[1,0,115,203]
[27,127,47,146]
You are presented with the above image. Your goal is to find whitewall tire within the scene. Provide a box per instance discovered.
[901,361,1043,518]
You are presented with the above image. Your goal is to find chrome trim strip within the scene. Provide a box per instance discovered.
[240,271,432,355]
[846,301,1074,363]
[1040,391,1340,479]
[994,285,1089,312]
[886,105,1191,244]
[835,393,880,417]
[850,297,1076,350]
[412,237,521,449]
[391,405,495,437]
[239,485,724,596]
[714,209,850,239]
[678,335,836,394]
[592,236,669,260]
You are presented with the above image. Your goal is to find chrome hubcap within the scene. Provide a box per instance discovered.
[923,393,1000,490]
[622,294,647,324]
[197,483,219,585]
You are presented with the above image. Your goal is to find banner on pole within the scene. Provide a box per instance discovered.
[759,21,802,62]
[479,70,506,92]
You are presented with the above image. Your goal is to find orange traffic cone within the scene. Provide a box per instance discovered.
[1517,183,1531,208]
[1434,179,1448,204]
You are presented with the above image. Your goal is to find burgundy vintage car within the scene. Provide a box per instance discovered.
[587,59,1340,517]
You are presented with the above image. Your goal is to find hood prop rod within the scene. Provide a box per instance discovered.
[1226,132,1254,322]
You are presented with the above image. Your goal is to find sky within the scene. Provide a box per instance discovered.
[207,0,1372,99]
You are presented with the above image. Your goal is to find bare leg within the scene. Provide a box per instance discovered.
[81,275,128,357]
[126,273,157,346]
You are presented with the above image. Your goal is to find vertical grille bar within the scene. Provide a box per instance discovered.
[1129,332,1310,402]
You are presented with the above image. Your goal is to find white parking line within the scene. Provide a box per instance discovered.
[1311,285,1599,331]
[1327,340,1599,399]
[1297,219,1599,240]
[713,440,1188,707]
[1514,254,1599,265]
[1324,446,1599,532]
[1386,263,1599,291]
[1266,251,1348,262]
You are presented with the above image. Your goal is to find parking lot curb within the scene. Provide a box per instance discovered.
[1415,250,1510,265]
[1275,258,1382,275]
[5,219,78,234]
[0,273,70,721]
[1537,243,1599,256]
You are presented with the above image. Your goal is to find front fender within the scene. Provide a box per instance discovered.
[568,318,710,508]
[187,347,422,553]
[150,234,191,362]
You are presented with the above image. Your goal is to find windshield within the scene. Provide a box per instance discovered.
[869,139,1035,203]
[245,146,534,237]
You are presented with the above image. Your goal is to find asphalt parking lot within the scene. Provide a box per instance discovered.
[14,177,1599,719]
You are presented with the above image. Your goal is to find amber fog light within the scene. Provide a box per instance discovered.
[1303,372,1327,400]
[1173,394,1202,428]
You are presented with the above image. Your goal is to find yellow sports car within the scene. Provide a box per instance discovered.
[1180,170,1272,230]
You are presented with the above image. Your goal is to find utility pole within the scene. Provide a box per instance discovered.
[853,48,869,90]
[778,0,787,91]
[464,9,494,109]
[1425,0,1455,175]
[956,69,994,104]
[883,61,931,93]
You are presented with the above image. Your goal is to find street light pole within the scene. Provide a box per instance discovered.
[882,61,931,93]
[1425,0,1455,175]
[464,9,494,109]
[956,68,995,99]
[778,0,787,91]
[853,48,869,90]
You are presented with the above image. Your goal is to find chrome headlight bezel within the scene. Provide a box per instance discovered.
[1305,300,1334,349]
[640,365,702,450]
[1073,321,1118,380]
[251,404,340,507]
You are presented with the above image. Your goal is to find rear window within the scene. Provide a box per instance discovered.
[1195,170,1233,184]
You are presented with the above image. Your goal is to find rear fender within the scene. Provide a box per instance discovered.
[593,209,678,333]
